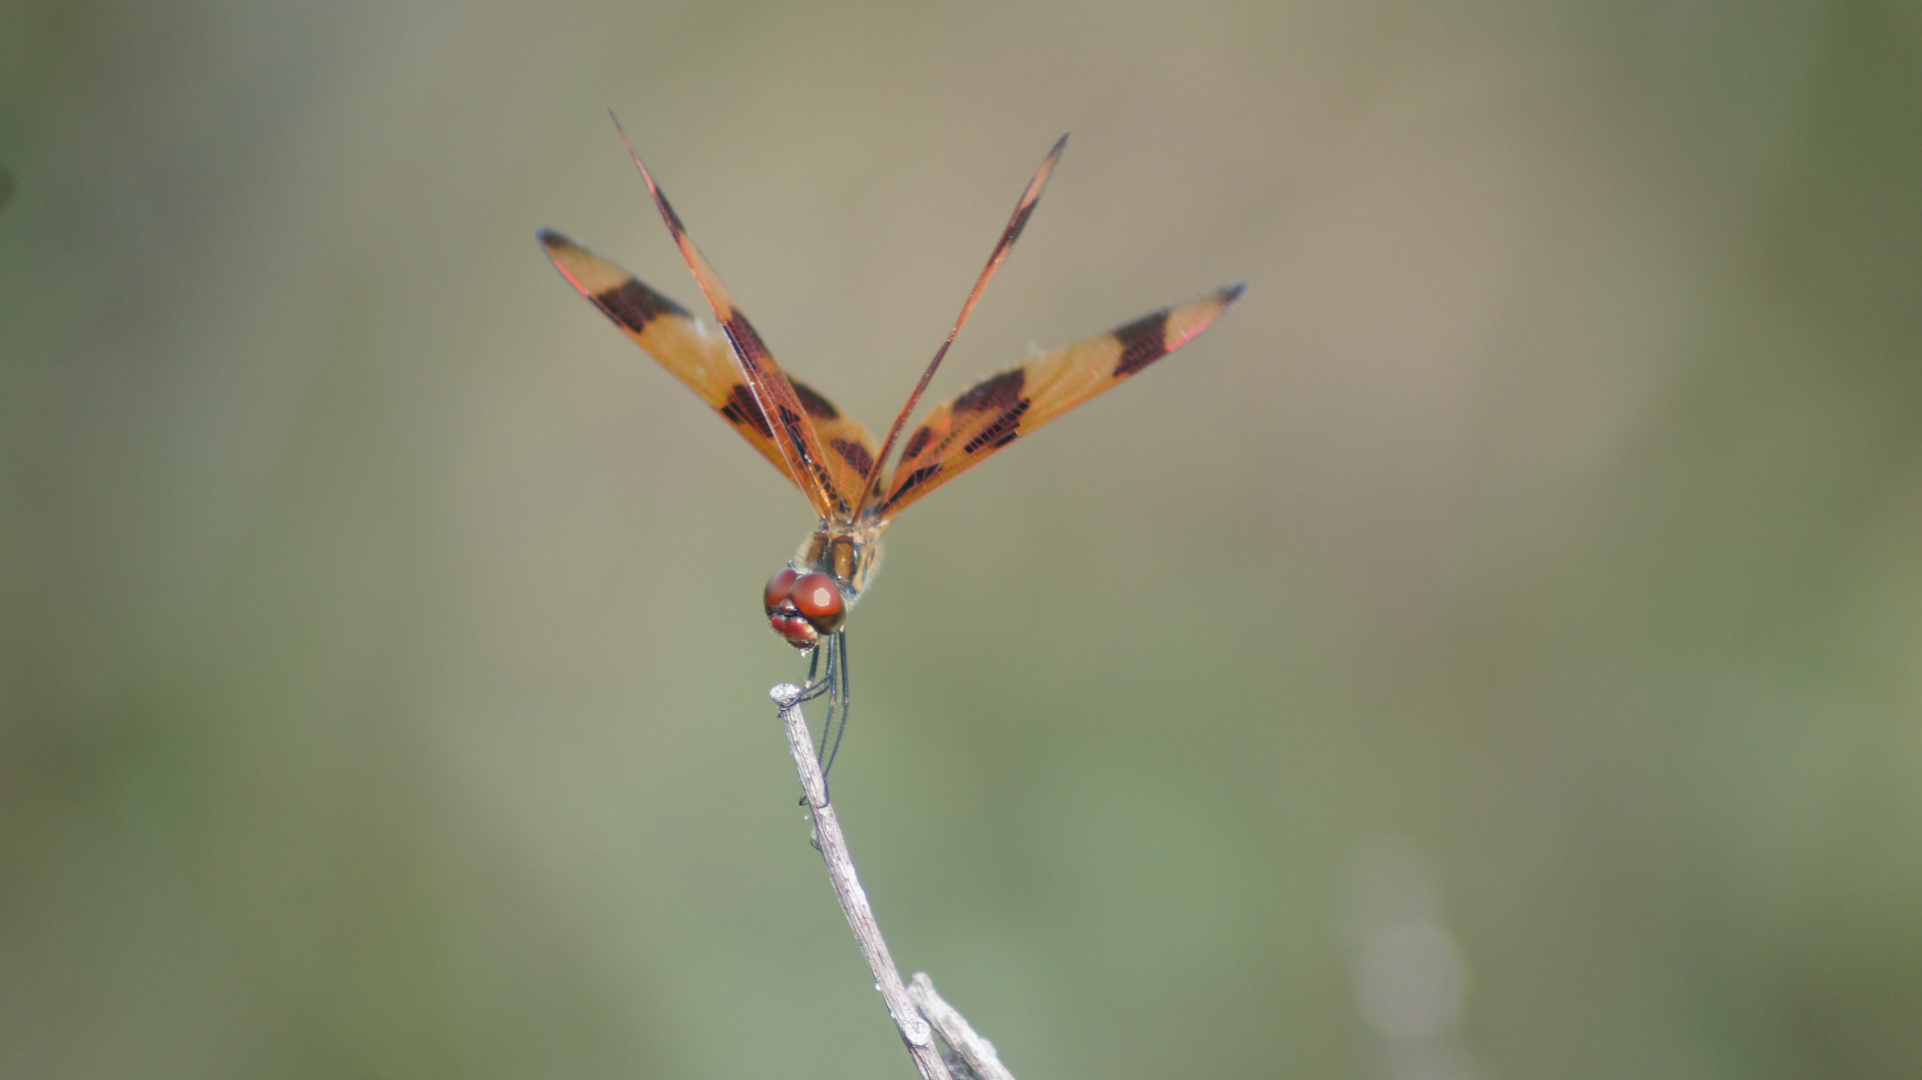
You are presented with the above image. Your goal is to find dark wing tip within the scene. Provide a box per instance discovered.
[1220,281,1249,306]
[538,228,575,252]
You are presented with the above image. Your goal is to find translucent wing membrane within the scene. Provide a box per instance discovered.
[544,125,1243,531]
[870,282,1247,520]
[612,120,868,521]
[864,134,1068,510]
[539,231,876,506]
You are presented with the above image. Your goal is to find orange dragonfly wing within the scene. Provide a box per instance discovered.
[862,135,1067,511]
[540,230,877,509]
[868,282,1246,521]
[612,126,871,522]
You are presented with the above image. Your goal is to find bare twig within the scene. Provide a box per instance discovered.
[909,973,1018,1080]
[771,683,949,1080]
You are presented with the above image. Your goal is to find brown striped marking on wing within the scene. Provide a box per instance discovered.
[611,124,865,522]
[864,133,1068,510]
[868,282,1247,520]
[540,230,876,503]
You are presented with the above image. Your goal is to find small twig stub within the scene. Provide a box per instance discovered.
[910,973,1018,1080]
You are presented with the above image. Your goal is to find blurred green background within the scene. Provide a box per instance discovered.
[5,1,1921,1077]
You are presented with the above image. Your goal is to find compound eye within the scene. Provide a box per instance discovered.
[790,572,846,632]
[764,567,799,614]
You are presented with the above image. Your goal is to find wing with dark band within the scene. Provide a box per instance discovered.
[612,124,869,521]
[540,230,876,506]
[871,282,1246,520]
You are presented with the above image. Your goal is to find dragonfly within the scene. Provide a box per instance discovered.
[540,127,1244,775]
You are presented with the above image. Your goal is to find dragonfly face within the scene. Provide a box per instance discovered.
[765,521,887,649]
[764,567,838,648]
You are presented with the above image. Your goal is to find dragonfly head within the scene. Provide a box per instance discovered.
[764,567,846,649]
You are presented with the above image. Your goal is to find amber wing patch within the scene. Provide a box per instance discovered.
[613,138,880,521]
[870,282,1245,519]
[540,230,875,502]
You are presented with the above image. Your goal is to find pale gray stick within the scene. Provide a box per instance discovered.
[909,973,1019,1080]
[771,683,949,1080]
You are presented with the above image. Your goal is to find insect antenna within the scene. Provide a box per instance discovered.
[862,134,1068,510]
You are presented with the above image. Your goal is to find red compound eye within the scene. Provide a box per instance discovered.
[764,567,798,614]
[790,572,846,632]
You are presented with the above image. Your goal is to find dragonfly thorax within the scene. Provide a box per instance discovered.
[762,520,887,649]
